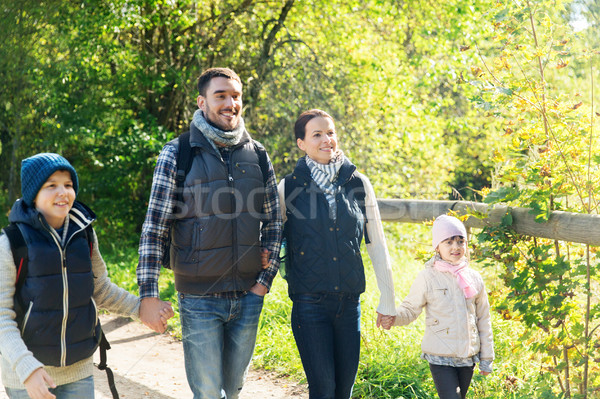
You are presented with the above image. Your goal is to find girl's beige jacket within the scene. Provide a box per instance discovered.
[394,258,494,362]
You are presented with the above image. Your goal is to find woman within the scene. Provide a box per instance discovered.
[278,109,396,398]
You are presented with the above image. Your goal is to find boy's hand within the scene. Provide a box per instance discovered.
[376,312,395,330]
[24,368,56,399]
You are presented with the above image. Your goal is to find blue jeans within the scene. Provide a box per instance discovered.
[6,375,94,399]
[179,291,264,399]
[291,293,361,399]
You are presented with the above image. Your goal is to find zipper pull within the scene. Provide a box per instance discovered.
[228,175,234,183]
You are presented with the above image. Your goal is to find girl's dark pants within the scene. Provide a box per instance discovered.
[291,292,361,399]
[429,364,475,399]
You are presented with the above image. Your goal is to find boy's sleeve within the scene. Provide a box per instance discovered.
[0,235,44,384]
[92,230,141,318]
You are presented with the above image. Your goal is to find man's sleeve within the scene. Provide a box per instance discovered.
[137,145,177,299]
[256,152,283,290]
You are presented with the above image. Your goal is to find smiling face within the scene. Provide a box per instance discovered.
[296,116,337,164]
[197,76,243,131]
[34,170,76,229]
[436,235,467,265]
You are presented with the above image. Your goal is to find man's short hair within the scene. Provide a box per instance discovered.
[197,68,242,97]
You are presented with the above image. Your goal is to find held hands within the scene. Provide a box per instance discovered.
[376,312,395,330]
[24,368,56,399]
[140,297,175,333]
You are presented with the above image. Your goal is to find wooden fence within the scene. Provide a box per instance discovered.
[377,199,600,246]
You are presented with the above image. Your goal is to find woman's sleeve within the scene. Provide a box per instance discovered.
[277,178,287,223]
[358,173,396,315]
[0,235,44,384]
[91,230,141,319]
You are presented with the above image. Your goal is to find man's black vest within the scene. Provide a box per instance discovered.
[11,201,100,367]
[168,123,266,294]
[284,157,366,296]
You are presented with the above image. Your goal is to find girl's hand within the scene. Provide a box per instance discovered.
[480,371,490,376]
[24,368,56,399]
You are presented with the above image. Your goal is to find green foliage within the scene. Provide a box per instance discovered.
[1,0,502,246]
[470,0,600,396]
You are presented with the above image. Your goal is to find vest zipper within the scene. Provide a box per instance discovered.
[42,219,87,368]
[45,231,69,367]
[21,301,33,335]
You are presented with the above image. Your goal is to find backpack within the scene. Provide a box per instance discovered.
[162,131,270,269]
[3,223,120,399]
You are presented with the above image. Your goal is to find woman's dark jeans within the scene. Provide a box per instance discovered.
[429,363,475,399]
[291,293,361,399]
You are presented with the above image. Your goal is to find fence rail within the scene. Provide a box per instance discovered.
[377,199,600,246]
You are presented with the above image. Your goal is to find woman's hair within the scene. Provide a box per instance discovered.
[294,109,334,140]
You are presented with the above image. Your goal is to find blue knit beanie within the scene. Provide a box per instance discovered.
[21,153,79,206]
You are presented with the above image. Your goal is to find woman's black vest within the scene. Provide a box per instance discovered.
[11,201,100,367]
[168,124,266,294]
[284,157,366,296]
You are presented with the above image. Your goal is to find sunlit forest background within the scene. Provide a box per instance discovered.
[1,1,599,397]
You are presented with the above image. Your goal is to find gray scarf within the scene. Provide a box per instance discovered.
[305,150,345,219]
[192,109,245,151]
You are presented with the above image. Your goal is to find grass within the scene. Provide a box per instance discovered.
[101,223,562,398]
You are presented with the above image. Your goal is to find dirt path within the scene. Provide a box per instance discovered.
[1,314,307,399]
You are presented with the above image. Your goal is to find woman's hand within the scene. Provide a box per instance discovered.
[24,368,56,399]
[376,312,395,330]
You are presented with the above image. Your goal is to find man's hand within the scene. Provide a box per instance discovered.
[376,312,395,330]
[249,283,268,297]
[261,249,270,269]
[140,297,174,333]
[24,368,56,399]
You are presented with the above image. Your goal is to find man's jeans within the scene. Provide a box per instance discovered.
[179,291,264,399]
[291,293,361,399]
[6,375,94,399]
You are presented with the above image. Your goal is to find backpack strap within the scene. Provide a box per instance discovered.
[253,141,270,186]
[97,329,120,399]
[3,224,28,291]
[175,131,193,204]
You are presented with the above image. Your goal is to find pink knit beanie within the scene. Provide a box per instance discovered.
[432,215,467,250]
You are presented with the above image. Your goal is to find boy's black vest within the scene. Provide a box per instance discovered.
[283,157,367,296]
[9,201,101,367]
[167,122,266,294]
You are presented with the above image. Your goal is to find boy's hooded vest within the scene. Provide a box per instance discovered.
[284,157,366,295]
[168,123,265,294]
[10,200,101,367]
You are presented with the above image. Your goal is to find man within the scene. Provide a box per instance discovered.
[137,67,282,399]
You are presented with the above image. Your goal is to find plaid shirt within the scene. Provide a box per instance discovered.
[137,141,282,299]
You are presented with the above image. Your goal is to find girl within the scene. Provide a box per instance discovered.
[278,109,396,398]
[390,215,494,399]
[0,153,172,399]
